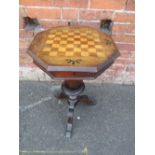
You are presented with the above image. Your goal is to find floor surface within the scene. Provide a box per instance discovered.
[19,81,135,155]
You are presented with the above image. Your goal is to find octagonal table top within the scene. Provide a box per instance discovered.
[28,26,120,72]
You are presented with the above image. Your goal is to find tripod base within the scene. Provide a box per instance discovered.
[59,80,96,138]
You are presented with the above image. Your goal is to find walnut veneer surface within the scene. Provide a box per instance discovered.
[28,26,119,72]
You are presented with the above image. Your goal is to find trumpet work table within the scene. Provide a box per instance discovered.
[27,26,120,138]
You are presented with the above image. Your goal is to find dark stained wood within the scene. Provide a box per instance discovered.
[33,58,114,80]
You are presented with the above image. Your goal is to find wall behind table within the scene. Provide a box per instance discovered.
[19,0,135,84]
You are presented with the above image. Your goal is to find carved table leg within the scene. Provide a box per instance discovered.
[62,80,85,138]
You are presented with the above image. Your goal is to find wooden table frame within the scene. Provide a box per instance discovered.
[27,26,120,138]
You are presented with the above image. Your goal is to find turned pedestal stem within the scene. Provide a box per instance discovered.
[61,80,85,138]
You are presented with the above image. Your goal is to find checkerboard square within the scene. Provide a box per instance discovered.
[89,48,96,53]
[49,52,57,56]
[88,41,95,46]
[54,37,61,41]
[48,34,55,38]
[58,47,66,52]
[60,40,67,44]
[74,47,81,52]
[97,52,105,57]
[42,47,51,52]
[95,45,103,49]
[58,52,65,57]
[46,40,53,44]
[67,38,74,41]
[94,38,100,42]
[52,44,59,48]
[67,44,74,48]
[74,35,81,39]
[80,38,87,42]
[66,52,73,56]
[89,53,97,57]
[81,52,89,57]
[81,44,89,48]
[75,52,81,56]
[74,41,81,45]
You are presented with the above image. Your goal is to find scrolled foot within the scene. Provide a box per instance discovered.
[55,92,68,100]
[78,95,96,105]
